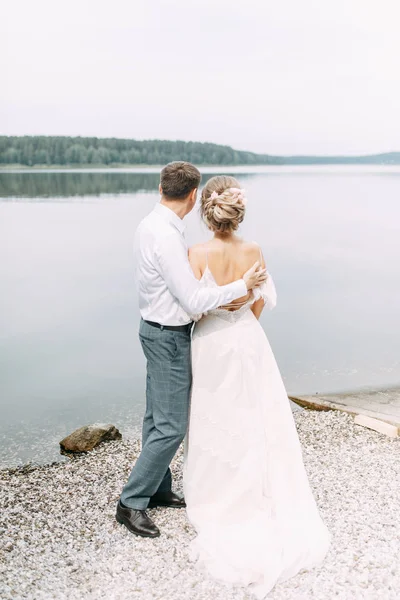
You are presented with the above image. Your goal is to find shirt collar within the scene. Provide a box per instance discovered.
[153,202,186,235]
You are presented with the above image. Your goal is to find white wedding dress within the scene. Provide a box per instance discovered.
[183,265,331,599]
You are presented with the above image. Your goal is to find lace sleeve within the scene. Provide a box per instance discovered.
[252,272,277,310]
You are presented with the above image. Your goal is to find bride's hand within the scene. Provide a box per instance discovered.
[243,262,268,290]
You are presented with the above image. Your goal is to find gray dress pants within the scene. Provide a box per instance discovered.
[120,319,192,510]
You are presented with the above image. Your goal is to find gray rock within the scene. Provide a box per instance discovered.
[59,423,121,454]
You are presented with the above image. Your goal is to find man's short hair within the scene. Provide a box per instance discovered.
[160,162,201,199]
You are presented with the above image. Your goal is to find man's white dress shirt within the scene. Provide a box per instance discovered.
[134,203,248,326]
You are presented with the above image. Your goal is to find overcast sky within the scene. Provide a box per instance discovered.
[2,0,400,155]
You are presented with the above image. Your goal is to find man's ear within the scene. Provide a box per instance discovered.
[190,187,198,204]
[159,184,163,195]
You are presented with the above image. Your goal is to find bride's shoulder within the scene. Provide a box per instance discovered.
[241,240,261,251]
[241,239,262,255]
[240,240,265,266]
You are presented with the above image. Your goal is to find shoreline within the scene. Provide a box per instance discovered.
[2,164,400,174]
[1,410,399,600]
[2,386,399,474]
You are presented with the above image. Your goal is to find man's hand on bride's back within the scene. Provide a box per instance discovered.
[243,262,268,290]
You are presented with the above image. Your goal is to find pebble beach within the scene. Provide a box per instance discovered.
[1,410,399,600]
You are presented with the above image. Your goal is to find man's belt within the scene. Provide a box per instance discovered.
[144,320,193,332]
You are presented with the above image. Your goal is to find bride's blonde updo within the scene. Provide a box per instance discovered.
[200,176,247,234]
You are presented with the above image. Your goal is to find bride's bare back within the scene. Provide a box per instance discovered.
[189,236,266,316]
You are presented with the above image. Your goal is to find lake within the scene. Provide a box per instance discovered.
[1,166,400,468]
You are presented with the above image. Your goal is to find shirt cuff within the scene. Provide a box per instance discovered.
[225,278,247,301]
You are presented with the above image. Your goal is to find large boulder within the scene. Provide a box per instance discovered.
[60,423,122,454]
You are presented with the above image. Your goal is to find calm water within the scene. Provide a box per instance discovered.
[1,167,400,467]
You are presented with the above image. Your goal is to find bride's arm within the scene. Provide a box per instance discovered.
[251,249,267,319]
[252,297,265,319]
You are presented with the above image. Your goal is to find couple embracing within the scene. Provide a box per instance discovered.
[116,162,330,598]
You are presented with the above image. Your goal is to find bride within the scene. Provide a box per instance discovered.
[183,176,331,598]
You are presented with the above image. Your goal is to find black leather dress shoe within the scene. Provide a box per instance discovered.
[116,501,160,538]
[148,491,186,509]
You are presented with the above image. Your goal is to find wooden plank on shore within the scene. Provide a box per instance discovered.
[289,396,334,412]
[354,414,399,437]
[289,389,400,428]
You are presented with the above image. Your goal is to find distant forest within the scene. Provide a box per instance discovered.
[1,136,399,167]
[0,136,275,167]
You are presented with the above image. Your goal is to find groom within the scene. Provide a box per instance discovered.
[116,161,266,537]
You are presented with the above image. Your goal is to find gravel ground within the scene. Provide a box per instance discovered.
[1,410,399,600]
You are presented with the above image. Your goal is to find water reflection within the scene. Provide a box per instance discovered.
[0,172,161,198]
[0,171,256,199]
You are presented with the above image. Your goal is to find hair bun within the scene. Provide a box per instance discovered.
[200,177,246,233]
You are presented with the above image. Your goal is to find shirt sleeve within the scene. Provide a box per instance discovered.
[155,232,247,316]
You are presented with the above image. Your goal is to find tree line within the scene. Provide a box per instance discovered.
[1,136,399,167]
[0,136,278,167]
